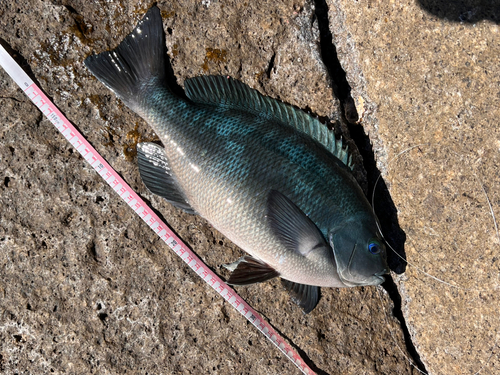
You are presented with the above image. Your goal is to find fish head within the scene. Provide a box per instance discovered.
[328,217,388,287]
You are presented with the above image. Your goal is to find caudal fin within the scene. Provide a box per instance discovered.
[84,6,166,111]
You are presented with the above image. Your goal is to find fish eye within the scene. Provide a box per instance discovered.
[368,240,381,255]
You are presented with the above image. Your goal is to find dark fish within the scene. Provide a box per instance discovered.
[84,6,388,313]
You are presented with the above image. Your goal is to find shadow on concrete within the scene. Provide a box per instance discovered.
[313,1,407,275]
[348,125,408,275]
[417,0,500,23]
[312,3,428,372]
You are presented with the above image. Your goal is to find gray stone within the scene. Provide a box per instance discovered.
[0,0,418,374]
[329,0,500,374]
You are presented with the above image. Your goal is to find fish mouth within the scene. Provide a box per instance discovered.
[375,269,388,277]
[336,244,388,286]
[341,273,385,287]
[372,274,386,284]
[340,274,385,287]
[371,269,388,285]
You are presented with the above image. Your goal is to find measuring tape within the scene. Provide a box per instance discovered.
[0,45,316,374]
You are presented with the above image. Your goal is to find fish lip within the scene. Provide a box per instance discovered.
[372,269,388,284]
[375,268,389,277]
[334,243,388,287]
[339,276,384,287]
[339,270,387,287]
[373,275,386,285]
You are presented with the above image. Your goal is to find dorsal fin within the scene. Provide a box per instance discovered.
[184,75,353,170]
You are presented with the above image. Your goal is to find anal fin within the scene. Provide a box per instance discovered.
[225,256,280,285]
[282,280,320,314]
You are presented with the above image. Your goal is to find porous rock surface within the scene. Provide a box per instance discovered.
[2,0,494,374]
[328,0,500,374]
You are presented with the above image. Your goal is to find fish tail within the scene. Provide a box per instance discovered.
[84,6,168,112]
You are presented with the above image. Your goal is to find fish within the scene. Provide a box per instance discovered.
[84,5,389,313]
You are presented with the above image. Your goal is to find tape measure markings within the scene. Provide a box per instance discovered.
[0,45,315,375]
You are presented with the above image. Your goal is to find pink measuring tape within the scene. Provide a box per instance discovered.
[0,45,316,374]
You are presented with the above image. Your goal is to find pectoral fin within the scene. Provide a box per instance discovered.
[137,142,196,214]
[225,255,280,285]
[282,280,320,314]
[267,190,330,258]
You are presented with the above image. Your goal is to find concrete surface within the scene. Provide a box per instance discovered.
[1,0,498,374]
[328,0,500,374]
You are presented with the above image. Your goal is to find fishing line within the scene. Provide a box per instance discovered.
[370,144,466,287]
[372,145,500,292]
[373,145,500,374]
[377,177,500,375]
[469,173,500,375]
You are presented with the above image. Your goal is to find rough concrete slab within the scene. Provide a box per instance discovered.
[328,0,500,374]
[0,0,419,374]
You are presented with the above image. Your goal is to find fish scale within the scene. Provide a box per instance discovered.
[85,5,389,312]
[142,90,366,287]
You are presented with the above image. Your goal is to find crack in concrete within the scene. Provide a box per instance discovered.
[382,276,428,373]
[312,0,358,125]
[0,96,22,102]
[311,0,429,373]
